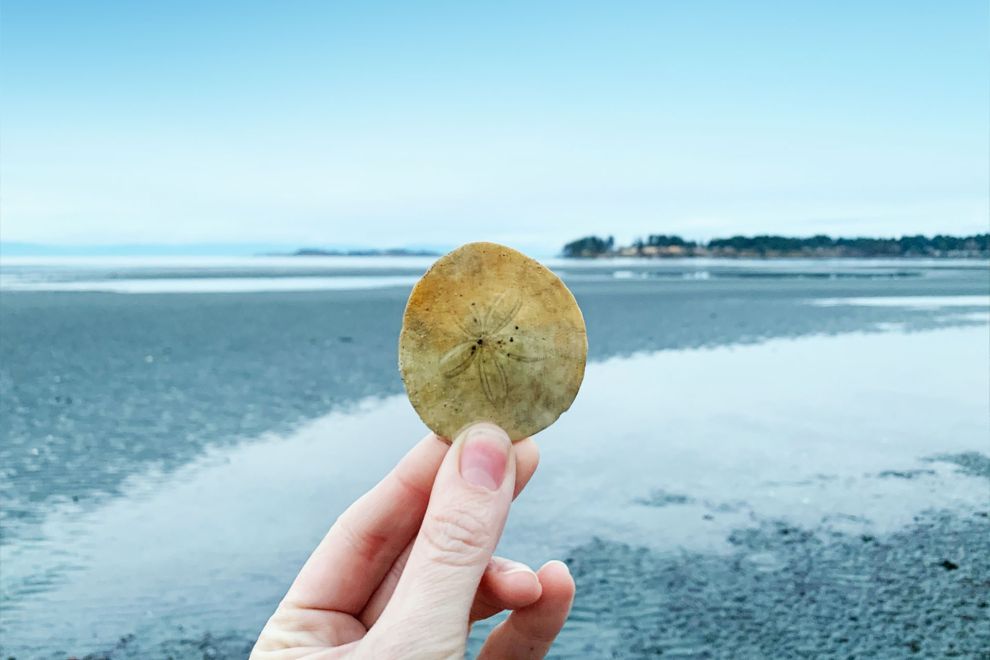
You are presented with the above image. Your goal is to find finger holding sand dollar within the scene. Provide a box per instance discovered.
[399,242,588,441]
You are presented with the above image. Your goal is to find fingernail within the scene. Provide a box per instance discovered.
[543,559,571,574]
[491,557,537,577]
[459,423,510,490]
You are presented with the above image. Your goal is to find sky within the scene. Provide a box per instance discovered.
[1,0,988,254]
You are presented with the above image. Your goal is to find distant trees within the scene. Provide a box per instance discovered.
[562,235,614,257]
[707,235,813,255]
[645,235,697,248]
[562,233,990,258]
[704,234,990,257]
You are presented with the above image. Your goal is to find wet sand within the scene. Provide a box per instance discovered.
[563,508,989,658]
[1,264,988,658]
[2,273,986,536]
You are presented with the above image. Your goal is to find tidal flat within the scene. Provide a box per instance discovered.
[1,259,987,658]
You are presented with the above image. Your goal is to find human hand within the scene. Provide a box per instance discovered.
[251,422,575,659]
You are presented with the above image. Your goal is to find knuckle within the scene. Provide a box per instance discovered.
[331,511,388,564]
[420,506,493,566]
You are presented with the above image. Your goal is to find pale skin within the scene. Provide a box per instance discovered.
[252,422,575,659]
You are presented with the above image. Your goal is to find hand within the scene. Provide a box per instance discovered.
[251,422,575,659]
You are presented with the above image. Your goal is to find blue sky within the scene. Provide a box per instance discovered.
[2,0,988,254]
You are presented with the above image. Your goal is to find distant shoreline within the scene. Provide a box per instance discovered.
[271,248,442,257]
[562,233,990,260]
[0,243,446,258]
[563,253,990,260]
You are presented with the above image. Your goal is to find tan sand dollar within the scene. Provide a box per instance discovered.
[399,242,588,441]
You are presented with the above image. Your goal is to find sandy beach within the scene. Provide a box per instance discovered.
[1,260,988,658]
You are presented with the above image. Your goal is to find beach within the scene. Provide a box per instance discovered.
[1,258,988,658]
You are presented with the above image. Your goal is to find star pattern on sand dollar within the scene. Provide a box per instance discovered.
[439,292,545,406]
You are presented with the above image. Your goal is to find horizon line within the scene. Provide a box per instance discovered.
[3,230,987,255]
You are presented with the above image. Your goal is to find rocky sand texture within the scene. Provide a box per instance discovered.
[564,509,989,659]
[559,452,990,659]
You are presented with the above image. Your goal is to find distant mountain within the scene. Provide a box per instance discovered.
[0,242,447,258]
[283,247,443,257]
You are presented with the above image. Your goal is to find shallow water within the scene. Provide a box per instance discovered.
[3,255,985,293]
[1,260,988,658]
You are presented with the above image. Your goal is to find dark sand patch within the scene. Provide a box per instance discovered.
[635,489,696,507]
[924,452,990,481]
[562,511,990,659]
[876,468,938,479]
[76,632,254,660]
[634,489,750,514]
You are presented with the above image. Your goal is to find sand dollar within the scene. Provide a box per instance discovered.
[399,242,588,441]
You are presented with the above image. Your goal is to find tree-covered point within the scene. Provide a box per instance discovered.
[562,235,615,257]
[645,234,698,247]
[561,233,990,258]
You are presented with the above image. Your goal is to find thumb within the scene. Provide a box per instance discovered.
[368,422,515,655]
